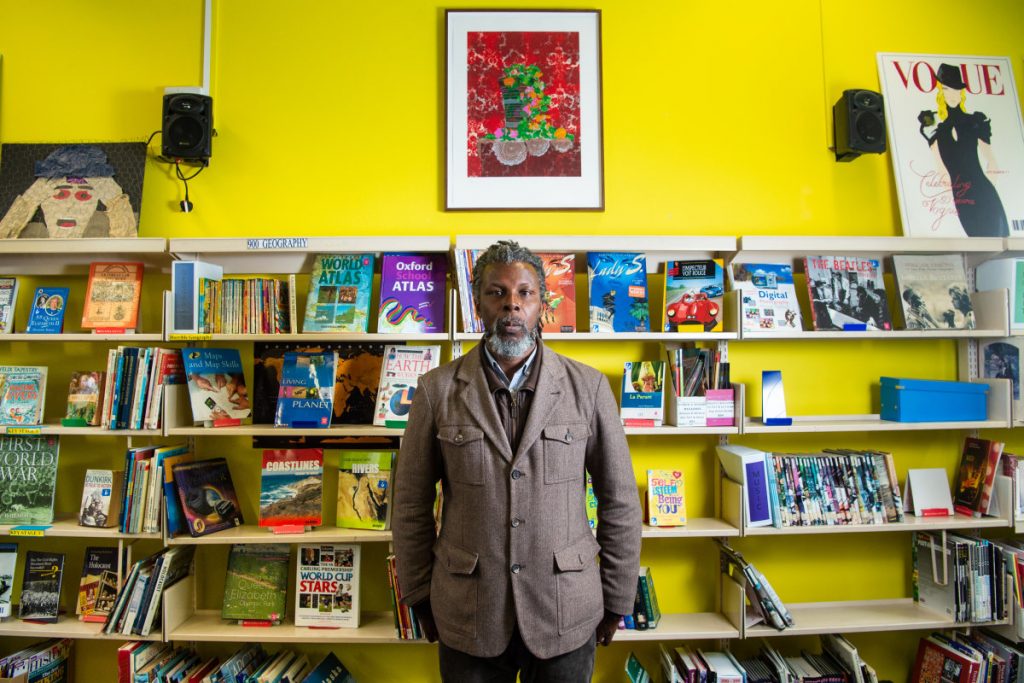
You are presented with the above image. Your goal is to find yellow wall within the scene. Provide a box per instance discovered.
[1,1,1024,681]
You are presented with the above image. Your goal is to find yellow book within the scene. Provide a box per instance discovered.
[646,469,686,526]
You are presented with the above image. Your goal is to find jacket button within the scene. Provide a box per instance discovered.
[511,564,521,574]
[511,518,521,528]
[565,432,573,442]
[511,469,522,480]
[454,433,464,444]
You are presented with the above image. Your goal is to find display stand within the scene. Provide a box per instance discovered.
[270,524,308,535]
[59,417,89,427]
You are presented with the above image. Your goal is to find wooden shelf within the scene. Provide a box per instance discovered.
[642,519,739,538]
[743,512,1009,535]
[167,525,393,545]
[167,610,409,644]
[1,333,164,342]
[625,425,739,436]
[0,238,169,275]
[746,598,1006,637]
[743,414,1007,433]
[0,515,161,540]
[739,328,1006,340]
[0,617,162,641]
[615,611,740,641]
[734,236,1004,268]
[164,424,405,437]
[454,332,736,342]
[0,424,162,436]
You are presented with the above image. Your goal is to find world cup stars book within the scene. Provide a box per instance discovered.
[804,256,893,331]
[180,347,251,426]
[171,458,243,537]
[303,253,375,333]
[222,544,290,624]
[587,252,650,333]
[877,53,1024,238]
[81,261,144,331]
[0,365,47,426]
[0,435,59,525]
[258,449,323,529]
[274,351,338,428]
[729,262,802,333]
[377,253,447,333]
[373,345,441,428]
[295,543,361,628]
[337,450,394,530]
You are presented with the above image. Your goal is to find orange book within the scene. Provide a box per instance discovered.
[81,261,144,330]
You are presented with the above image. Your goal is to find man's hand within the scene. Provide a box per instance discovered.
[413,599,439,643]
[596,610,621,646]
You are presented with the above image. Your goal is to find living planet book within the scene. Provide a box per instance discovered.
[222,544,290,624]
[537,251,576,334]
[258,448,324,528]
[377,252,447,333]
[81,261,144,331]
[373,345,441,427]
[19,549,65,623]
[729,262,803,332]
[892,253,975,329]
[274,351,338,428]
[587,252,650,333]
[171,457,244,537]
[295,543,361,628]
[0,365,47,425]
[663,259,724,332]
[180,347,251,426]
[303,253,375,333]
[337,450,394,530]
[804,255,893,331]
[0,435,60,525]
[25,286,70,334]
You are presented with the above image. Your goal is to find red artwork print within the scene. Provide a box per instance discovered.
[467,31,582,177]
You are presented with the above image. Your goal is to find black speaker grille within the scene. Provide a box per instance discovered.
[855,112,884,145]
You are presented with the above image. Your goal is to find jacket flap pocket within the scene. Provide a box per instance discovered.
[434,538,479,575]
[542,423,590,445]
[437,425,484,446]
[554,535,601,572]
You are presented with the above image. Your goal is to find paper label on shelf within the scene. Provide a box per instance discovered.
[675,397,706,426]
[168,334,212,341]
[5,427,41,435]
[9,525,49,537]
[246,238,309,250]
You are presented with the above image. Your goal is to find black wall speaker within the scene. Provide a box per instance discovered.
[162,93,213,161]
[833,89,886,162]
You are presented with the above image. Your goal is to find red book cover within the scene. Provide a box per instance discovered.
[536,252,576,333]
[81,261,144,330]
[258,449,324,528]
[912,636,979,682]
[953,436,1004,517]
[117,641,143,683]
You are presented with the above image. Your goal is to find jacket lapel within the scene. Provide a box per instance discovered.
[454,346,514,462]
[513,343,565,463]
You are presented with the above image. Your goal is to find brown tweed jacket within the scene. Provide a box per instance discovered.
[392,342,642,659]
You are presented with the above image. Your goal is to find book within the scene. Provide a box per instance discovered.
[19,550,64,622]
[0,542,15,619]
[537,251,576,333]
[729,262,803,332]
[258,449,324,528]
[716,444,774,528]
[663,259,724,332]
[222,544,290,623]
[980,338,1024,417]
[0,277,18,334]
[0,365,47,425]
[180,347,251,425]
[153,444,193,537]
[453,247,484,334]
[625,652,651,683]
[295,544,361,628]
[587,252,650,332]
[892,254,975,329]
[377,252,447,333]
[337,450,395,530]
[0,435,59,525]
[585,474,598,530]
[373,345,441,428]
[137,545,195,636]
[78,469,124,528]
[911,633,982,682]
[953,436,1004,517]
[804,255,892,330]
[171,260,224,334]
[301,652,356,682]
[274,351,338,428]
[65,370,105,425]
[81,261,143,330]
[77,546,121,618]
[171,458,244,537]
[646,469,685,526]
[25,287,70,334]
[976,257,1024,331]
[303,253,375,333]
[619,361,665,427]
[638,566,662,629]
[877,53,1024,238]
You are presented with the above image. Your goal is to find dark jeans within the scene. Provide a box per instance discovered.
[438,629,596,683]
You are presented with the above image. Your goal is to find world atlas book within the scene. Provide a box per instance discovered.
[295,543,361,628]
[303,253,374,333]
[377,253,446,333]
[258,448,324,528]
[587,252,650,333]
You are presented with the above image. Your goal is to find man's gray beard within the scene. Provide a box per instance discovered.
[485,320,538,360]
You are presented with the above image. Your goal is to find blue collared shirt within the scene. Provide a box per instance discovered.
[481,342,538,393]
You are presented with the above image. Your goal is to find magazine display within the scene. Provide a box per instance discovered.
[295,543,360,628]
[892,254,975,329]
[804,256,892,331]
[877,53,1024,237]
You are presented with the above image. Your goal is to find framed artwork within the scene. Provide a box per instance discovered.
[446,10,604,211]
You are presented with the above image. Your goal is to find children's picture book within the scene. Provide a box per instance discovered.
[646,469,686,526]
[274,351,338,428]
[620,361,665,427]
[537,252,576,333]
[804,256,892,330]
[663,259,724,332]
[258,449,324,528]
[171,458,244,537]
[892,254,975,329]
[25,286,70,334]
[587,252,650,332]
[877,53,1024,238]
[81,261,144,330]
[222,544,290,624]
[65,370,105,425]
[730,262,802,332]
[953,436,1004,517]
[78,469,124,528]
[302,652,356,682]
[373,345,441,428]
[180,347,250,426]
[0,435,59,525]
[295,543,361,628]
[77,546,122,619]
[19,550,64,622]
[377,253,447,333]
[0,277,18,334]
[0,365,47,425]
[0,543,16,619]
[337,451,395,530]
[303,253,375,333]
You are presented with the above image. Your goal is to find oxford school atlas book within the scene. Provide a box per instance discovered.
[892,254,975,329]
[25,286,69,334]
[663,259,724,332]
[587,252,650,332]
[274,351,338,428]
[295,543,361,628]
[337,450,394,530]
[180,347,251,426]
[303,253,374,333]
[172,457,243,537]
[258,449,324,528]
[81,261,144,331]
[377,253,447,333]
[0,365,47,425]
[373,345,440,427]
[0,435,59,525]
[222,544,290,623]
[537,252,577,333]
[730,262,802,332]
[0,277,18,334]
[19,550,64,623]
[877,53,1024,238]
[804,256,892,331]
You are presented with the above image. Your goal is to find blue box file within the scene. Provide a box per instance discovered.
[879,377,988,422]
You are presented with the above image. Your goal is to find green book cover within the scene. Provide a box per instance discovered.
[302,254,374,333]
[221,544,290,623]
[0,435,59,525]
[337,451,394,530]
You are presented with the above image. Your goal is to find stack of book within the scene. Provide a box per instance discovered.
[914,531,1006,625]
[718,540,793,631]
[385,553,422,640]
[102,545,195,637]
[196,275,295,335]
[621,566,661,630]
[0,638,72,681]
[101,346,183,430]
[911,630,1024,682]
[119,644,353,683]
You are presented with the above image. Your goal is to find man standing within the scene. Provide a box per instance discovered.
[392,240,642,682]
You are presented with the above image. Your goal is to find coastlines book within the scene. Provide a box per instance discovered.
[258,449,324,529]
